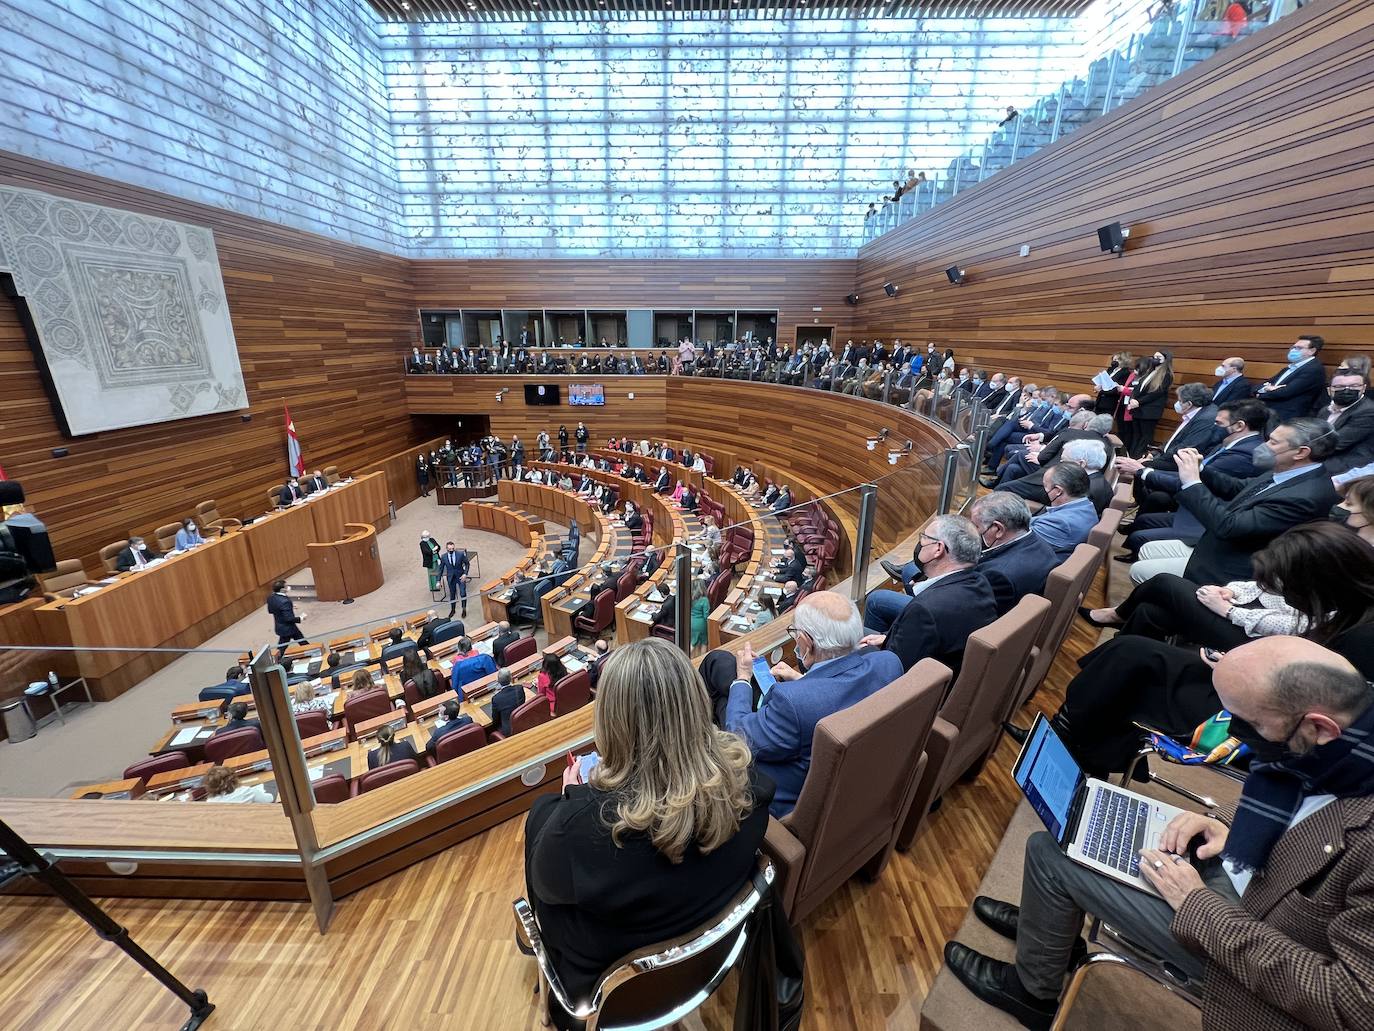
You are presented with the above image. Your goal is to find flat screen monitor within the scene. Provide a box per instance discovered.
[524,384,562,406]
[568,383,606,406]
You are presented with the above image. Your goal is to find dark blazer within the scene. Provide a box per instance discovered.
[1130,371,1173,421]
[977,532,1060,614]
[524,767,773,1002]
[1149,405,1225,469]
[114,544,159,572]
[1208,375,1254,406]
[266,591,301,637]
[427,714,474,749]
[278,483,303,506]
[1325,396,1374,474]
[1257,359,1326,420]
[773,555,805,585]
[303,475,328,493]
[882,568,1001,675]
[651,595,676,627]
[1178,465,1340,586]
[1146,433,1263,496]
[490,682,525,736]
[198,679,246,704]
[414,616,447,652]
[491,629,522,665]
[438,549,469,584]
[366,738,420,771]
[213,716,260,736]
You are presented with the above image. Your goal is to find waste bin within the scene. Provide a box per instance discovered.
[2,698,36,742]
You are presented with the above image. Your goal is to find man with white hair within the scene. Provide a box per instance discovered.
[702,591,903,818]
[998,425,1114,513]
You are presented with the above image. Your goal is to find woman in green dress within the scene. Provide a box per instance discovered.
[690,577,711,649]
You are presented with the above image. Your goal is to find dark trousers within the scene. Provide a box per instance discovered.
[1121,418,1159,457]
[276,628,308,645]
[1115,573,1251,650]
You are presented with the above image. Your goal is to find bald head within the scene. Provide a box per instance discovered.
[793,590,864,662]
[1214,637,1371,754]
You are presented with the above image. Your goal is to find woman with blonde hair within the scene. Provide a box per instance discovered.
[348,668,376,697]
[291,679,332,716]
[522,638,772,1015]
[203,765,273,803]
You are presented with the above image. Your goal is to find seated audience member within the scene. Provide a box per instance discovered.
[203,765,274,803]
[587,639,613,691]
[450,637,497,696]
[535,651,569,714]
[175,518,206,550]
[948,638,1374,1031]
[428,700,473,750]
[414,609,448,653]
[290,680,332,717]
[1027,464,1098,560]
[489,668,524,736]
[701,515,721,548]
[347,669,377,697]
[680,485,699,513]
[1131,418,1340,586]
[861,515,1000,674]
[507,571,542,625]
[490,621,522,665]
[213,701,260,736]
[651,585,676,630]
[1253,332,1327,419]
[698,591,900,816]
[1002,437,1112,514]
[776,579,801,614]
[770,485,793,512]
[1083,520,1374,650]
[988,409,1103,488]
[575,564,618,621]
[401,650,443,701]
[522,639,771,1012]
[304,469,328,493]
[652,466,671,493]
[367,725,420,771]
[970,492,1059,613]
[1116,384,1228,501]
[199,665,248,704]
[771,543,805,584]
[1324,367,1374,474]
[115,534,160,572]
[379,626,417,672]
[278,478,304,507]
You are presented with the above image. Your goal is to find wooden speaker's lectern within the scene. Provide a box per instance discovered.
[308,522,384,603]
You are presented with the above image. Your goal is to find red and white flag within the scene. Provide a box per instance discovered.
[284,404,304,477]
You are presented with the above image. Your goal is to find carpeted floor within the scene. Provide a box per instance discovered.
[0,494,568,798]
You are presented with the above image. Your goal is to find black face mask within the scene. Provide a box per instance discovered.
[1329,504,1352,526]
[1227,714,1291,764]
[1332,388,1364,408]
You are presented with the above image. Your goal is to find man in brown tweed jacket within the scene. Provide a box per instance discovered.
[946,636,1374,1030]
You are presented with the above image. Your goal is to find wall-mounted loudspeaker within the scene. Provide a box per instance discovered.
[1097,222,1130,255]
[945,266,966,285]
[844,293,859,306]
[883,282,898,297]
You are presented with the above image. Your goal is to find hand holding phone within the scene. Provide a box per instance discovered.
[752,656,777,698]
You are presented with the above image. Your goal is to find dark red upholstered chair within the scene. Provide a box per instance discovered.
[502,635,538,664]
[552,669,592,717]
[488,695,553,742]
[203,727,265,763]
[401,679,422,714]
[312,774,349,804]
[615,569,638,602]
[294,710,331,740]
[343,687,393,740]
[430,723,487,765]
[707,569,733,608]
[353,758,420,796]
[650,622,676,641]
[574,589,616,636]
[123,752,190,782]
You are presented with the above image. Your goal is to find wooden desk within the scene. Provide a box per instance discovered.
[70,778,143,800]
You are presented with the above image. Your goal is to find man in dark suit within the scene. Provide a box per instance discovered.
[427,700,474,750]
[303,470,329,493]
[490,621,522,665]
[862,515,1000,676]
[1117,384,1226,505]
[969,493,1060,614]
[115,535,159,572]
[509,571,542,625]
[1324,370,1374,474]
[1254,333,1327,419]
[944,637,1374,1031]
[771,544,805,585]
[1209,356,1254,406]
[379,627,417,672]
[267,579,308,644]
[775,580,801,614]
[439,542,470,620]
[278,478,304,507]
[1135,418,1340,586]
[489,668,525,737]
[1001,436,1113,514]
[576,564,618,621]
[213,701,260,736]
[414,610,447,654]
[199,665,248,704]
[709,591,904,817]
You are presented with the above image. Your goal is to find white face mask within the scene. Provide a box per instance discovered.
[1174,400,1187,414]
[1215,366,1228,377]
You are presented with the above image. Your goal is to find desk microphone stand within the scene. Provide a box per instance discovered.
[0,819,214,1029]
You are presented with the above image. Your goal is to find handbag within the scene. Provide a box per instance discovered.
[734,873,804,1031]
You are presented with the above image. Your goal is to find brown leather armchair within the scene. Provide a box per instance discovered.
[1013,544,1100,713]
[194,500,241,536]
[154,522,182,553]
[40,559,88,595]
[99,539,129,574]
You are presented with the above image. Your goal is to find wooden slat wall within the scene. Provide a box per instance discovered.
[854,0,1374,401]
[0,152,442,573]
[410,259,859,347]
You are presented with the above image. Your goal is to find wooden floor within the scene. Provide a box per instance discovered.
[0,617,1103,1031]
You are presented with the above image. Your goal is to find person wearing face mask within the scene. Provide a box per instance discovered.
[1028,463,1100,560]
[984,374,1019,419]
[949,637,1374,1031]
[1129,418,1340,586]
[1209,356,1254,405]
[1116,383,1225,503]
[1117,349,1174,457]
[967,492,1059,613]
[115,534,160,572]
[1255,334,1327,419]
[1322,369,1374,474]
[439,541,470,620]
[697,591,902,817]
[860,515,1000,675]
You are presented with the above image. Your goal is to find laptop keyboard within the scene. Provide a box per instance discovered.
[1081,790,1147,876]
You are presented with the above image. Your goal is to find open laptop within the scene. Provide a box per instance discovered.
[1013,714,1188,895]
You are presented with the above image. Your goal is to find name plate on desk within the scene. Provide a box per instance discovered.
[303,730,348,757]
[171,702,223,724]
[354,710,409,741]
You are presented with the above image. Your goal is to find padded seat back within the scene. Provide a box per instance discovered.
[707,568,733,608]
[343,687,393,740]
[356,758,419,794]
[510,694,554,735]
[124,751,190,781]
[294,709,331,740]
[41,559,88,594]
[552,669,592,717]
[269,487,284,509]
[502,635,538,664]
[575,589,616,634]
[430,621,465,646]
[1087,507,1123,556]
[154,523,182,552]
[1018,544,1100,709]
[312,774,349,804]
[433,723,487,763]
[100,539,129,573]
[324,465,340,484]
[204,727,265,763]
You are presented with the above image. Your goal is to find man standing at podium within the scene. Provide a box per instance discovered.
[440,541,470,620]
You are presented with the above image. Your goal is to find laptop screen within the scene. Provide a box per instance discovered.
[1012,716,1084,844]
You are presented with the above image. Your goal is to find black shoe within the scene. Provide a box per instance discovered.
[880,558,905,582]
[1112,553,1136,564]
[1116,522,1136,536]
[943,942,1057,1031]
[1077,606,1119,629]
[1002,722,1030,746]
[980,477,1002,489]
[970,898,1088,966]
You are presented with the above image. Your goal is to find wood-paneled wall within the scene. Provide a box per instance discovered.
[410,259,859,348]
[854,0,1374,400]
[0,152,442,573]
